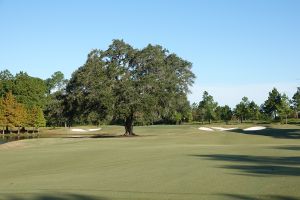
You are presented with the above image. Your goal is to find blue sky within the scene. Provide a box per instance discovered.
[0,0,299,107]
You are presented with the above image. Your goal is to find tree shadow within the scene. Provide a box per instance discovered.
[230,128,300,139]
[221,194,300,200]
[90,134,123,138]
[193,154,300,176]
[89,134,154,138]
[272,146,300,151]
[3,193,108,200]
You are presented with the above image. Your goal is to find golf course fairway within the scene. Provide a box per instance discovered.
[0,125,300,200]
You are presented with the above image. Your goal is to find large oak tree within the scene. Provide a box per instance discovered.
[66,40,195,135]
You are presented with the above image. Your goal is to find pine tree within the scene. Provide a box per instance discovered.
[292,87,300,118]
[278,94,292,124]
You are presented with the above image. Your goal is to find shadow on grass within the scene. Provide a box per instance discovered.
[90,134,123,138]
[272,146,300,151]
[193,154,300,176]
[90,134,154,138]
[221,194,300,200]
[3,193,107,200]
[230,128,300,139]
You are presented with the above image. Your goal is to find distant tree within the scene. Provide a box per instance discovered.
[263,88,282,119]
[14,103,27,134]
[2,91,18,133]
[65,40,195,135]
[292,87,300,118]
[214,106,222,121]
[44,91,67,127]
[278,94,292,124]
[34,107,46,133]
[0,98,6,134]
[220,105,233,124]
[191,102,199,121]
[28,106,46,133]
[0,69,14,96]
[248,101,260,120]
[172,95,192,124]
[198,91,218,124]
[234,97,250,123]
[45,71,67,94]
[14,72,47,108]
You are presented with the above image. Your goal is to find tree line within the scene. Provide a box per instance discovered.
[1,39,299,135]
[192,88,300,124]
[0,40,195,135]
[0,71,47,133]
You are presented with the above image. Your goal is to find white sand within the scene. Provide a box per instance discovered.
[243,126,266,131]
[211,127,239,131]
[71,129,87,132]
[198,126,266,132]
[71,128,102,132]
[88,128,102,132]
[198,127,214,131]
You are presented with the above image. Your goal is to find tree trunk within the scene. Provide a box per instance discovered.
[285,115,288,124]
[18,127,20,134]
[124,115,135,136]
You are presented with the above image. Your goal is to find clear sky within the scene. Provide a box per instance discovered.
[0,0,299,107]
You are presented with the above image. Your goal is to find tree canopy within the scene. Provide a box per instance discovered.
[292,87,300,118]
[263,88,282,119]
[197,91,218,124]
[65,39,195,135]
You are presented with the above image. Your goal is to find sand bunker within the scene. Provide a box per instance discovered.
[211,127,238,131]
[198,127,214,131]
[88,128,102,132]
[71,129,88,132]
[199,126,267,132]
[71,128,102,132]
[243,126,266,131]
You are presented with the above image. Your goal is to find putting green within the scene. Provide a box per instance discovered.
[0,125,300,200]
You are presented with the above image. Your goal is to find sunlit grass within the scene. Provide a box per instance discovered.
[0,124,300,200]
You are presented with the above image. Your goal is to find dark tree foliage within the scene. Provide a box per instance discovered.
[0,70,47,108]
[65,40,195,135]
[0,70,14,96]
[13,72,47,108]
[220,105,233,124]
[292,87,300,118]
[263,88,282,119]
[197,91,218,124]
[45,71,67,94]
[44,71,68,127]
[234,97,250,123]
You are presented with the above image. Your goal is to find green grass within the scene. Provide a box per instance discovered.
[0,124,300,200]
